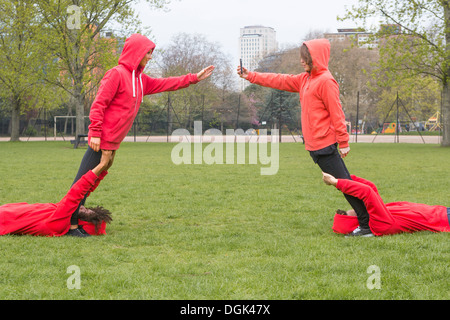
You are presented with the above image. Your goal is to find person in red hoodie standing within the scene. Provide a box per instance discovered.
[0,150,114,237]
[69,34,215,234]
[322,172,450,236]
[238,39,371,236]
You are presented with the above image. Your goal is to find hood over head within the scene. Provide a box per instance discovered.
[303,38,330,75]
[118,33,156,73]
[332,213,359,234]
[118,33,155,98]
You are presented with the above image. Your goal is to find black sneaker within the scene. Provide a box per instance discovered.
[66,228,91,238]
[77,225,90,236]
[345,226,374,238]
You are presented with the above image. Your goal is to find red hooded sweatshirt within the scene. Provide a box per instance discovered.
[334,175,450,236]
[246,39,349,151]
[88,33,200,150]
[0,170,108,237]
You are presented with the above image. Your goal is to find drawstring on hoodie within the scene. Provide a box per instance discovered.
[131,70,144,100]
[139,74,143,100]
[132,70,136,98]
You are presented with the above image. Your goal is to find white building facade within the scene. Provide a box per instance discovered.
[324,28,378,49]
[239,25,278,90]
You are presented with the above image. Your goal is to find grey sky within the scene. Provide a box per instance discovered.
[134,0,363,63]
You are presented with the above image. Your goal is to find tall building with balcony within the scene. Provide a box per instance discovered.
[239,25,278,90]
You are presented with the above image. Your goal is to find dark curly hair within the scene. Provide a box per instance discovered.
[78,206,113,233]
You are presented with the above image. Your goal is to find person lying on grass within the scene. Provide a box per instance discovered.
[0,150,115,237]
[322,172,450,237]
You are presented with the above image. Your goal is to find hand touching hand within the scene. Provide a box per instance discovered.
[92,150,115,176]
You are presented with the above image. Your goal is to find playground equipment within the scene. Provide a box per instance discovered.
[372,92,425,144]
[382,122,397,134]
[425,111,442,131]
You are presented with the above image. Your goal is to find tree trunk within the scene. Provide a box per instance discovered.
[442,82,450,146]
[167,94,172,135]
[443,2,450,147]
[69,27,85,139]
[10,97,20,142]
[74,85,85,138]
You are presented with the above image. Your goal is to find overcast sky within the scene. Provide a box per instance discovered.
[134,0,363,63]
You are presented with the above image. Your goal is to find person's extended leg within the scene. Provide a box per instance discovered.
[310,144,370,231]
[447,208,450,227]
[69,146,102,230]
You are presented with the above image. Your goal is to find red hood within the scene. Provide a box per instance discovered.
[118,33,156,74]
[303,38,330,76]
[332,213,359,234]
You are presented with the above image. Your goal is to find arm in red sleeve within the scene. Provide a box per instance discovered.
[336,179,395,234]
[46,171,99,235]
[349,175,379,194]
[88,68,121,138]
[321,79,349,149]
[336,179,385,210]
[84,170,108,200]
[142,73,199,95]
[246,72,303,93]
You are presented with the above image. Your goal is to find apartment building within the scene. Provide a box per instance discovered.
[239,25,278,90]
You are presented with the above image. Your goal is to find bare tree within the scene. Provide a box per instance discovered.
[154,33,235,131]
[328,39,379,127]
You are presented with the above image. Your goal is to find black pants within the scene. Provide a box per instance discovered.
[310,143,370,229]
[70,146,102,225]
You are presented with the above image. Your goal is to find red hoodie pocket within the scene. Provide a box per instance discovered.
[107,112,135,143]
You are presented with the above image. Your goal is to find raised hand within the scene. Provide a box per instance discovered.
[197,65,215,81]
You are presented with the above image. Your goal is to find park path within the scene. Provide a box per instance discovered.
[0,134,441,144]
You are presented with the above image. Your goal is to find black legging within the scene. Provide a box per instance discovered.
[310,143,370,229]
[70,146,102,225]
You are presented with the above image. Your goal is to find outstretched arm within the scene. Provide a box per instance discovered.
[349,175,379,194]
[91,150,115,177]
[322,172,338,186]
[46,150,115,235]
[197,65,215,81]
[85,150,115,198]
[237,66,303,93]
[142,65,215,96]
[322,172,395,235]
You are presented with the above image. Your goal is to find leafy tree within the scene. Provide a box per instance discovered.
[260,89,299,136]
[328,39,379,126]
[35,0,171,138]
[0,0,58,141]
[340,0,450,146]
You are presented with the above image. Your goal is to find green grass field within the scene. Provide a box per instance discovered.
[0,141,449,300]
